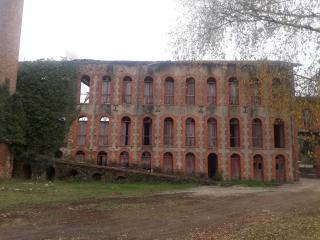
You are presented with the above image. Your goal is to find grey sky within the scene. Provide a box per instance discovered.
[19,0,179,61]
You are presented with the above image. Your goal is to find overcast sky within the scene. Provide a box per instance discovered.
[19,0,179,61]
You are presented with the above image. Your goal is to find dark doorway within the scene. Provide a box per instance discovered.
[276,155,285,182]
[46,166,55,181]
[22,164,32,179]
[68,169,79,178]
[208,153,217,178]
[253,155,264,181]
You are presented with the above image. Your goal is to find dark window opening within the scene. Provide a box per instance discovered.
[164,77,174,104]
[252,118,263,148]
[207,78,217,105]
[208,118,217,147]
[75,151,85,162]
[143,117,152,145]
[22,164,32,179]
[46,166,55,181]
[77,117,88,145]
[123,76,132,104]
[274,119,285,148]
[102,76,111,104]
[186,78,195,104]
[164,118,173,145]
[144,77,153,104]
[121,117,131,146]
[186,118,195,146]
[230,118,240,147]
[97,151,107,166]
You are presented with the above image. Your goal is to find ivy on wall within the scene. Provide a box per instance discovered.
[0,60,78,164]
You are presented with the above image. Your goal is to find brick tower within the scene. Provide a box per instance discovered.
[0,0,24,178]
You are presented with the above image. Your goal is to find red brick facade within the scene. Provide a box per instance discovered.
[0,0,24,179]
[64,60,299,181]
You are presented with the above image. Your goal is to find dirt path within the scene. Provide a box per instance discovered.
[1,178,320,240]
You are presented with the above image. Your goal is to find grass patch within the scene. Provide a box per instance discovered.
[241,215,320,239]
[0,180,195,211]
[221,180,280,187]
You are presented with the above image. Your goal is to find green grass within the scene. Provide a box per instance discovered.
[0,180,195,211]
[241,215,320,239]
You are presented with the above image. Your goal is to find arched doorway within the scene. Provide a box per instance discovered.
[185,153,195,175]
[253,155,263,181]
[97,151,107,166]
[163,152,173,173]
[46,166,55,181]
[231,154,241,180]
[22,164,32,179]
[208,153,218,178]
[276,155,286,182]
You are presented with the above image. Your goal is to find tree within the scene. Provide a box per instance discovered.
[172,0,320,94]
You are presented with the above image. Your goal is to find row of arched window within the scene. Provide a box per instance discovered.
[74,150,286,181]
[80,75,264,106]
[77,116,285,148]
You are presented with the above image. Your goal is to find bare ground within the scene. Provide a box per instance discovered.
[1,178,320,240]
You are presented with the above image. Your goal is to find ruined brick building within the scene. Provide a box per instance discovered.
[63,60,299,181]
[0,0,24,178]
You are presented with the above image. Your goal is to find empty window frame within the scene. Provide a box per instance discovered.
[186,118,195,146]
[164,118,173,145]
[186,78,195,104]
[164,77,174,104]
[77,116,88,145]
[143,117,152,145]
[121,117,131,146]
[185,153,195,174]
[207,78,217,105]
[97,151,107,166]
[120,151,129,168]
[274,118,285,148]
[101,76,111,104]
[208,118,217,147]
[75,151,85,162]
[163,152,173,172]
[123,76,132,104]
[251,78,261,105]
[99,117,109,146]
[230,118,240,147]
[144,77,153,104]
[229,77,239,105]
[80,75,90,104]
[142,152,151,170]
[252,118,263,148]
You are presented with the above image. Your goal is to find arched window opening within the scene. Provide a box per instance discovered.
[274,119,285,148]
[251,78,261,105]
[231,154,241,180]
[97,151,107,166]
[229,77,238,105]
[120,151,129,168]
[78,117,88,145]
[186,118,195,146]
[75,151,85,162]
[207,78,217,105]
[252,119,263,148]
[253,155,263,181]
[164,77,174,104]
[230,118,240,147]
[143,117,152,145]
[164,118,173,145]
[144,77,153,104]
[102,76,111,104]
[163,152,173,173]
[185,153,195,175]
[121,117,131,146]
[208,118,217,147]
[80,75,90,104]
[142,152,151,170]
[186,78,195,104]
[276,155,285,182]
[123,76,132,104]
[99,117,109,146]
